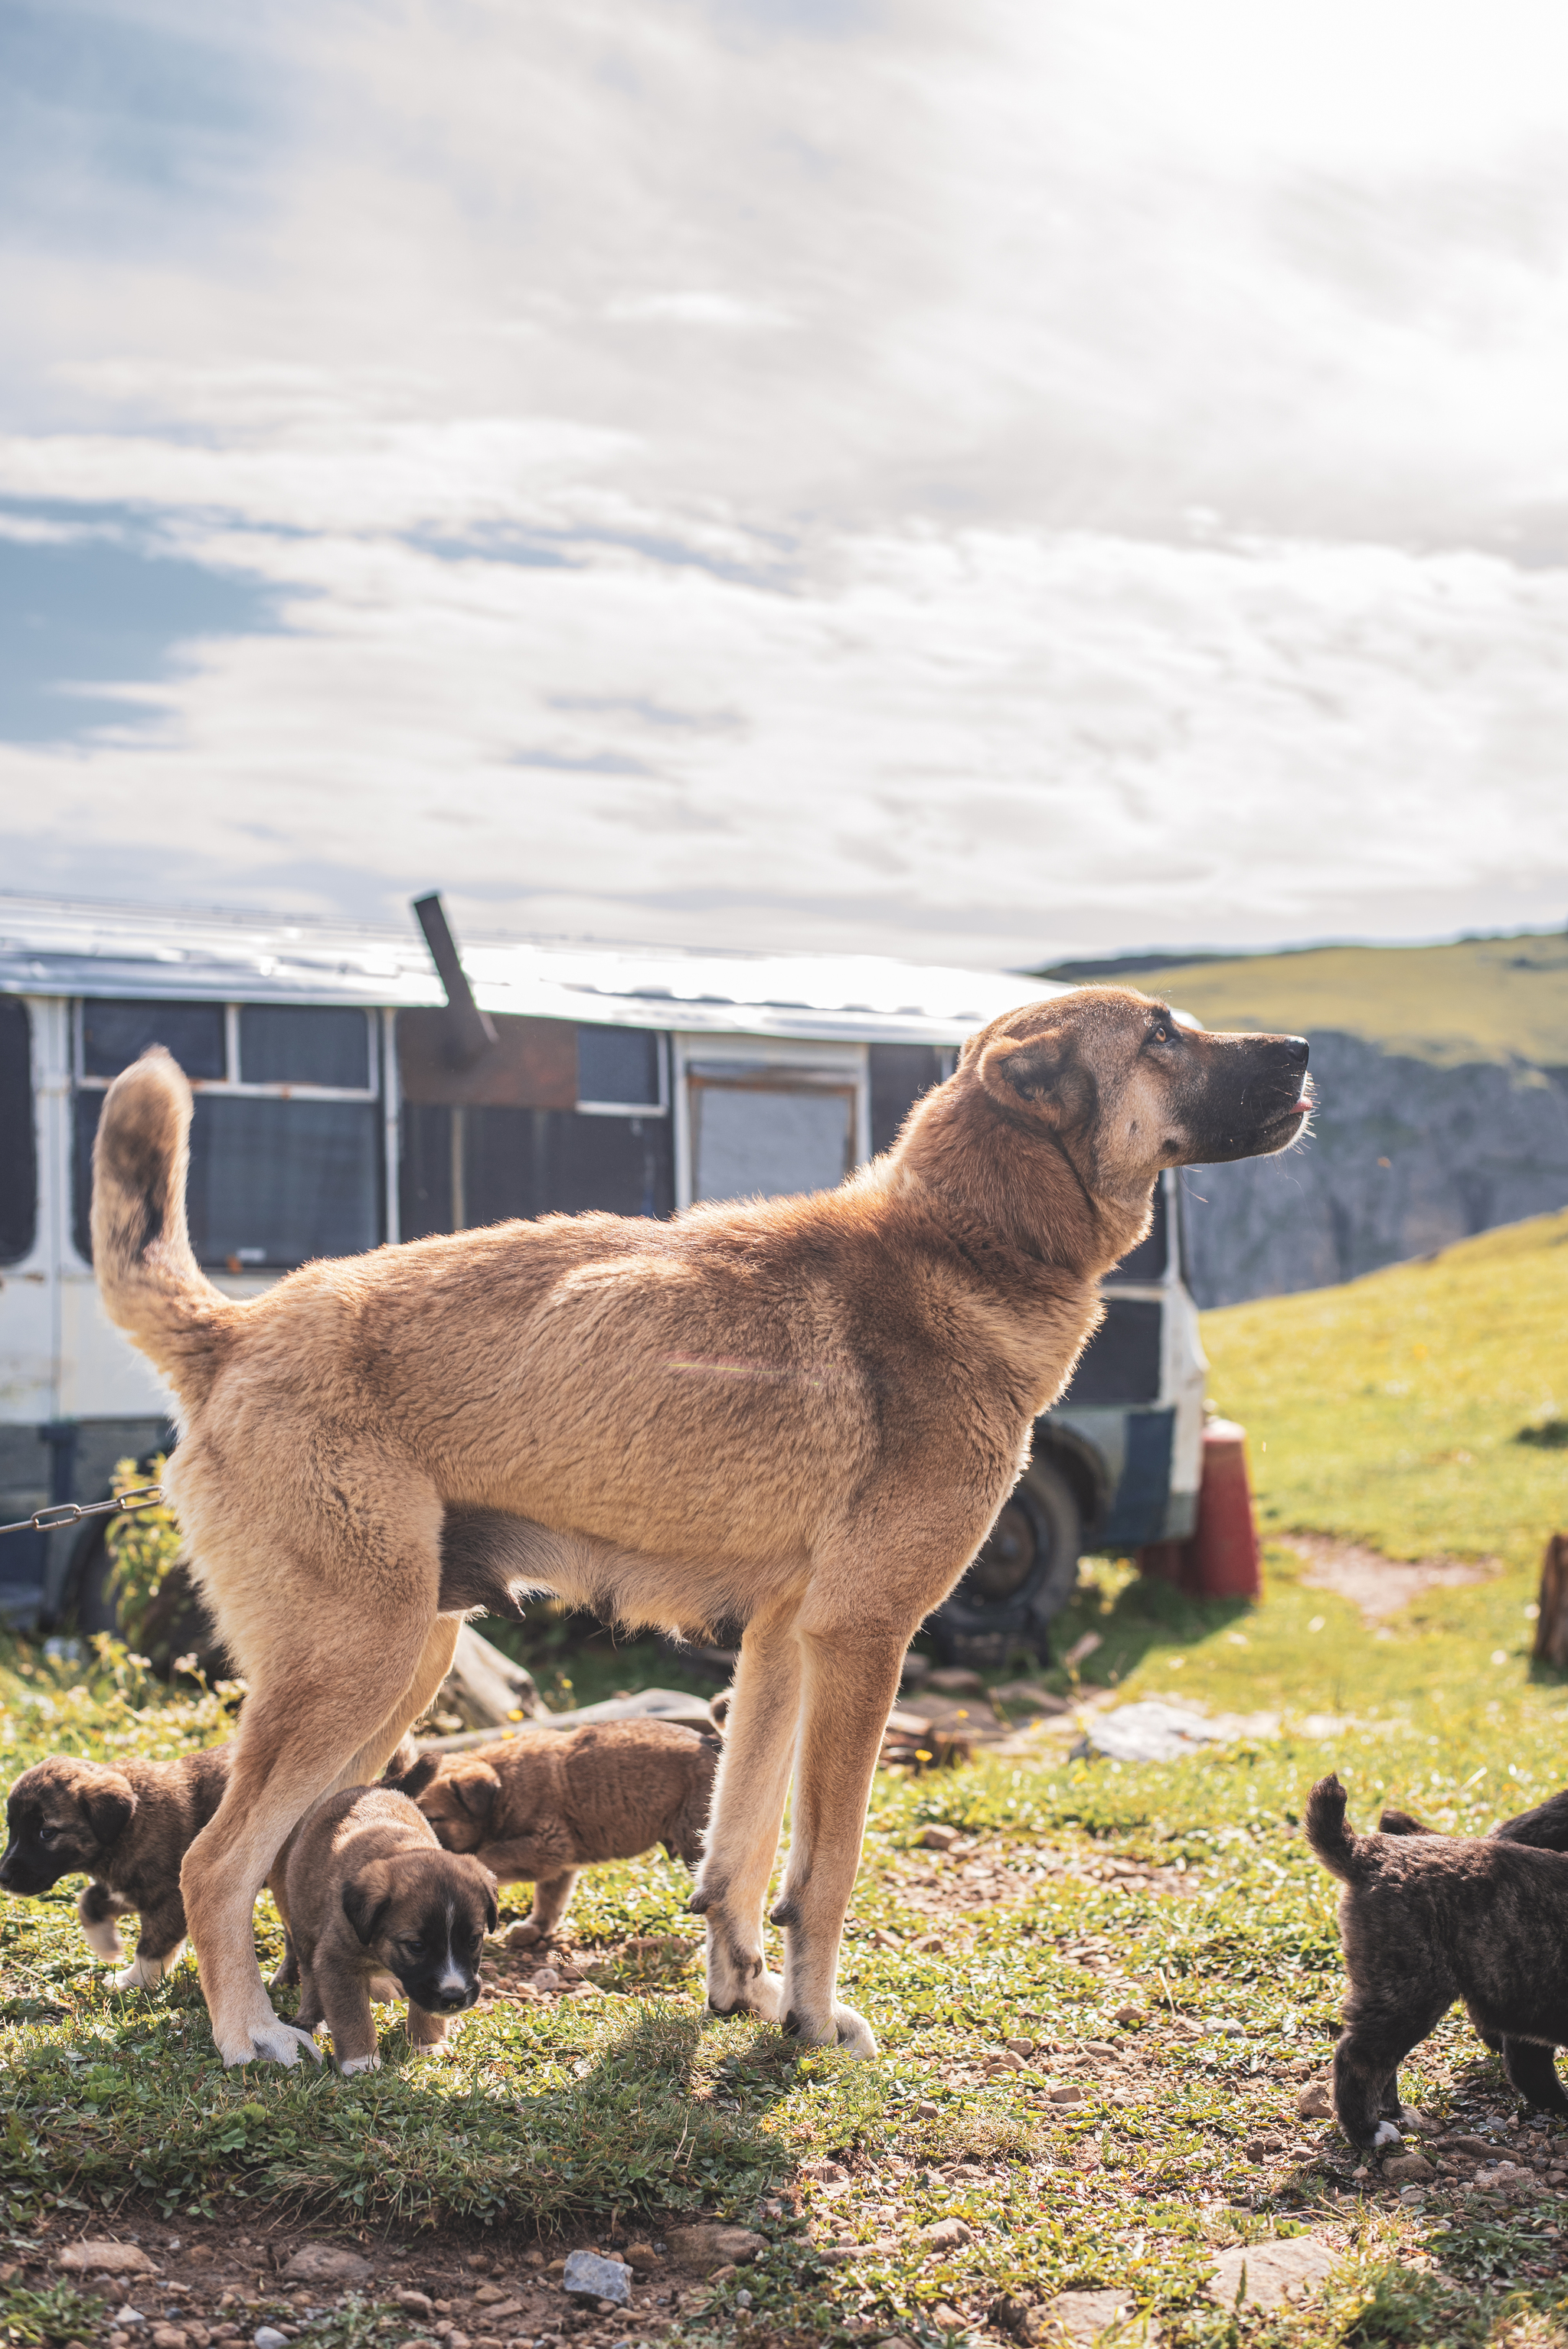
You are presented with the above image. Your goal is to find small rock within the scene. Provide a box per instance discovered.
[1447,2135,1500,2159]
[1112,2004,1145,2027]
[1004,2037,1037,2060]
[1073,2142,1102,2172]
[920,1825,960,1851]
[919,2217,973,2252]
[801,2159,849,2183]
[664,2225,766,2276]
[929,2305,965,2333]
[502,1923,538,1951]
[152,2328,188,2349]
[1296,2082,1334,2120]
[1398,2107,1436,2135]
[1047,2084,1085,2105]
[1207,2236,1337,2311]
[622,2244,662,2274]
[394,2295,433,2319]
[254,2330,290,2349]
[282,2249,371,2286]
[470,2288,502,2306]
[916,2099,940,2118]
[1383,2153,1435,2184]
[1037,2289,1132,2344]
[532,1968,560,1992]
[990,2292,1040,2344]
[57,2244,160,2278]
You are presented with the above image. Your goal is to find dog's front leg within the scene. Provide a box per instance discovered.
[691,1599,803,2027]
[514,1871,577,1946]
[78,1883,129,1962]
[113,1896,188,1995]
[773,1622,905,2058]
[404,2001,452,2060]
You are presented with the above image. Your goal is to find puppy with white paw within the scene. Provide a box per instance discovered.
[283,1785,497,2074]
[1309,1772,1568,2143]
[1,1749,234,1992]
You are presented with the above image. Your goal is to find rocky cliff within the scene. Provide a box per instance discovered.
[1178,1031,1568,1308]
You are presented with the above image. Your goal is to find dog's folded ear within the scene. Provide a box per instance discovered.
[390,1753,440,1802]
[78,1772,136,1848]
[342,1863,394,1949]
[447,1762,502,1821]
[479,1867,499,1936]
[976,1031,1093,1126]
[1377,1807,1431,1837]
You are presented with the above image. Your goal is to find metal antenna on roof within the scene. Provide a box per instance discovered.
[411,893,498,1071]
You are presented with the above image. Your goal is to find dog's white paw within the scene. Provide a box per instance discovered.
[831,2000,877,2058]
[218,2017,322,2068]
[338,2053,381,2076]
[111,1953,166,1994]
[1372,2120,1402,2149]
[408,2040,451,2060]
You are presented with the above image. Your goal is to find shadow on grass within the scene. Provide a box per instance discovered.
[1048,1570,1255,1694]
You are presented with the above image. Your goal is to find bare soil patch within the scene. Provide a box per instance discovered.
[1284,1533,1498,1624]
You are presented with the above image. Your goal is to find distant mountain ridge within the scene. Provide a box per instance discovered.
[1035,931,1568,1308]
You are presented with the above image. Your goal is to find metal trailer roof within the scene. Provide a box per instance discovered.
[0,893,1071,1048]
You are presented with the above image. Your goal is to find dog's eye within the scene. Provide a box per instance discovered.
[37,1824,57,1845]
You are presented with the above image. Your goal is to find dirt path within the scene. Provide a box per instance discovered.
[1283,1534,1498,1625]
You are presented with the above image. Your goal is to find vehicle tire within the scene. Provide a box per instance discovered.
[929,1458,1082,1668]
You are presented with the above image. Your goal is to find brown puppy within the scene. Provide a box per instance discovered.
[1,1749,231,1991]
[89,988,1309,2066]
[387,1717,720,1943]
[283,1785,497,2074]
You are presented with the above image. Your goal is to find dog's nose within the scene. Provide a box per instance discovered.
[1279,1036,1309,1069]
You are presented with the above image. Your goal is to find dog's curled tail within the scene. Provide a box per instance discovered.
[1305,1773,1374,1883]
[90,1047,239,1409]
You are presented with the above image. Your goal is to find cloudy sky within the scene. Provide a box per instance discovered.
[2,0,1567,969]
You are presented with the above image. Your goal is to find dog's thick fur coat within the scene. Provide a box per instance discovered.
[1308,1774,1568,2142]
[283,1785,498,2073]
[387,1717,720,1944]
[0,1748,231,1991]
[90,987,1308,2066]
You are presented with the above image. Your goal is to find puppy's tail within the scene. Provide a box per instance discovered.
[1377,1806,1432,1837]
[1305,1774,1375,1883]
[90,1047,239,1410]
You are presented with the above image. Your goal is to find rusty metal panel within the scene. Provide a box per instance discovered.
[396,1008,577,1109]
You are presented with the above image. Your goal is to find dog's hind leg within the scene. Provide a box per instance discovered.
[334,1616,462,1792]
[770,1615,906,2057]
[1502,2037,1568,2119]
[512,1872,577,1946]
[690,1596,803,2029]
[180,1583,440,2068]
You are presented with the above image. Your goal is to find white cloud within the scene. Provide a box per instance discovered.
[1,0,1566,960]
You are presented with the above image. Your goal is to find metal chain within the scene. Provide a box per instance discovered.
[0,1485,167,1542]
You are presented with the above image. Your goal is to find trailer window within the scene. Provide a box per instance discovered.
[398,1103,674,1238]
[0,998,36,1264]
[72,999,382,1269]
[82,999,225,1081]
[239,1005,371,1090]
[577,1025,662,1110]
[689,1079,855,1203]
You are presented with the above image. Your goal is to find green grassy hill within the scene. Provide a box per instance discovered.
[1052,931,1568,1068]
[1203,1204,1568,1571]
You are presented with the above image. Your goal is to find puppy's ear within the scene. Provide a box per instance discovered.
[479,1868,499,1936]
[976,1031,1091,1125]
[392,1753,440,1802]
[708,1691,731,1733]
[79,1774,136,1848]
[381,1735,422,1787]
[448,1763,501,1822]
[1377,1808,1430,1837]
[342,1865,394,1949]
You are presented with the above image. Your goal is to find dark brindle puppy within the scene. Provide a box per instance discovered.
[284,1784,497,2073]
[1309,1774,1568,2145]
[386,1716,719,1946]
[1380,1789,1568,2079]
[0,1749,232,1992]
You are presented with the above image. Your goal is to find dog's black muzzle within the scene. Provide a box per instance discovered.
[1185,1035,1311,1165]
[0,1847,65,1895]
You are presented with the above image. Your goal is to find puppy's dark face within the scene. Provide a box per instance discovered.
[0,1761,136,1896]
[399,1757,506,1856]
[341,1851,498,2014]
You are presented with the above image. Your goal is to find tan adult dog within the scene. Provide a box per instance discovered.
[90,988,1309,2066]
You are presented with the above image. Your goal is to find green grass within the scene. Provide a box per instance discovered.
[1096,932,1568,1067]
[5,1217,1568,2344]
